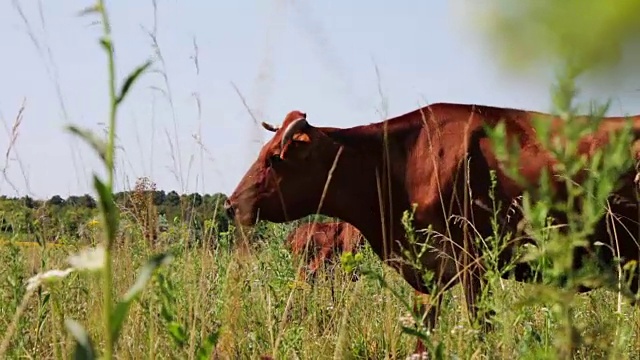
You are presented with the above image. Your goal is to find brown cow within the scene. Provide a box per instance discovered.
[285,220,364,281]
[225,103,640,356]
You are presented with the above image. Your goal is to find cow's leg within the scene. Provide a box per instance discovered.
[295,254,318,286]
[298,265,313,283]
[306,263,318,284]
[327,260,337,305]
[306,254,328,285]
[412,290,443,356]
[349,267,361,282]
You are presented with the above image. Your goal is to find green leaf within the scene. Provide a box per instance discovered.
[340,251,358,273]
[41,292,51,307]
[116,60,153,105]
[485,121,508,162]
[99,37,112,54]
[160,302,175,323]
[518,244,543,263]
[65,125,108,162]
[110,252,174,342]
[93,175,118,247]
[432,342,446,360]
[195,330,220,360]
[166,321,187,347]
[64,319,96,360]
[400,325,430,342]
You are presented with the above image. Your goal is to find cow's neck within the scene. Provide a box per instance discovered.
[323,185,409,269]
[317,150,427,290]
[320,121,417,263]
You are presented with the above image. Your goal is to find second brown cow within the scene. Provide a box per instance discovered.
[285,220,364,281]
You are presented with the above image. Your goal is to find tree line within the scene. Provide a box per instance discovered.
[0,178,231,244]
[0,176,338,246]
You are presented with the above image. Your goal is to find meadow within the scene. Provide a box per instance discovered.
[0,190,638,359]
[2,1,640,359]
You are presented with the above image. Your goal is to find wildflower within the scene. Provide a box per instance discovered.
[398,313,416,327]
[87,218,100,228]
[26,268,75,291]
[23,246,106,292]
[405,351,429,360]
[541,307,550,314]
[288,279,310,290]
[450,324,464,334]
[373,294,384,304]
[68,245,105,272]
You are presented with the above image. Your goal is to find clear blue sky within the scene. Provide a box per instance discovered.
[1,0,640,200]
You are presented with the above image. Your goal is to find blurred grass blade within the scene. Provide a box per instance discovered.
[77,4,100,17]
[433,342,445,360]
[166,322,187,347]
[476,0,640,78]
[110,252,174,342]
[155,273,188,348]
[195,330,220,360]
[65,126,107,162]
[400,325,430,342]
[64,319,95,360]
[116,60,153,105]
[93,175,118,246]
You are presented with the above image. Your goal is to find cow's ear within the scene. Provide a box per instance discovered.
[292,132,311,143]
[280,131,312,160]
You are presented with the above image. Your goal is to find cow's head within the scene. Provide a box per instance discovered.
[225,110,343,226]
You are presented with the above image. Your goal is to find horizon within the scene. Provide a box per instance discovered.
[0,186,229,202]
[2,0,640,200]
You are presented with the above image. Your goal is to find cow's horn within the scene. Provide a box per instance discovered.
[281,117,309,149]
[261,122,279,132]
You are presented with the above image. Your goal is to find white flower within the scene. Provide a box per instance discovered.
[450,324,464,334]
[398,313,416,327]
[24,245,106,292]
[68,245,105,272]
[26,268,76,291]
[406,351,429,360]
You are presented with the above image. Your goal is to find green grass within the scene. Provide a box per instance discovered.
[0,227,638,359]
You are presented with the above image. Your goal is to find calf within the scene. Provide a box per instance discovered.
[286,220,364,281]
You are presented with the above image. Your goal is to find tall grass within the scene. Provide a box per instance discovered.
[0,1,639,359]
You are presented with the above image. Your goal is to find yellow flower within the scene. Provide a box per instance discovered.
[87,218,100,228]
